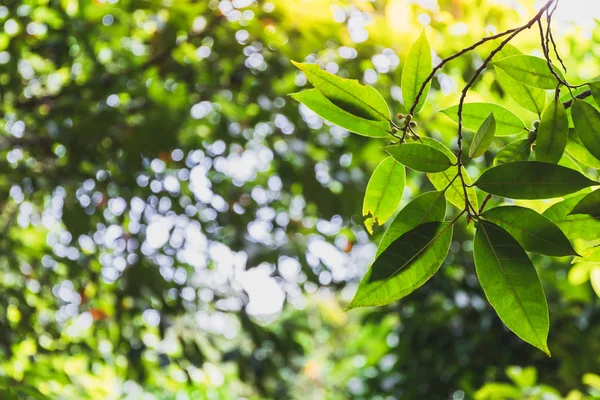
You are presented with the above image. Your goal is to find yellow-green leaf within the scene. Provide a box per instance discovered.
[363,157,405,234]
[401,31,432,114]
[442,103,525,136]
[535,98,568,164]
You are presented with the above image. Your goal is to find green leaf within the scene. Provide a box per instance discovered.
[475,383,522,400]
[496,67,546,115]
[492,55,565,89]
[419,138,479,210]
[568,189,600,216]
[542,194,600,252]
[442,103,525,136]
[292,61,391,121]
[588,81,600,107]
[347,221,453,309]
[385,143,453,173]
[377,191,446,257]
[565,129,600,169]
[572,99,600,160]
[535,98,568,164]
[363,157,405,234]
[473,221,550,355]
[493,139,531,166]
[481,206,578,257]
[401,31,432,113]
[469,113,496,159]
[291,89,391,138]
[475,161,597,199]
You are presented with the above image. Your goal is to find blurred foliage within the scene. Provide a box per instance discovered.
[0,0,599,399]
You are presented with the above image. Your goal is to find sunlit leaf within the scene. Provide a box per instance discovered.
[481,206,578,257]
[543,194,600,252]
[474,221,550,355]
[401,31,432,113]
[292,61,391,121]
[572,99,600,160]
[469,113,496,159]
[496,67,546,115]
[363,157,405,233]
[347,221,453,309]
[493,139,531,166]
[565,129,600,169]
[385,143,453,173]
[442,103,525,136]
[535,98,568,164]
[492,55,565,89]
[291,89,391,137]
[475,161,597,199]
[568,189,600,216]
[377,191,446,257]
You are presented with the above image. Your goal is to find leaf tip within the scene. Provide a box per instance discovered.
[290,60,303,69]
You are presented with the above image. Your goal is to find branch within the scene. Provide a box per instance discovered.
[563,89,592,108]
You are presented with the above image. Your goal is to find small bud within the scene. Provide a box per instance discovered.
[533,120,540,129]
[528,130,537,141]
[409,121,417,128]
[396,113,405,120]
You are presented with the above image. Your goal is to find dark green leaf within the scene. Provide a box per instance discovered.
[385,143,453,173]
[481,206,578,257]
[475,161,597,199]
[442,103,525,136]
[496,67,546,115]
[588,81,600,107]
[492,55,565,89]
[377,191,446,257]
[572,99,600,160]
[535,98,568,164]
[402,31,432,113]
[568,189,600,216]
[474,221,550,355]
[469,113,496,159]
[291,89,391,138]
[292,61,390,121]
[493,139,531,166]
[347,221,453,309]
[543,194,600,252]
[363,157,405,234]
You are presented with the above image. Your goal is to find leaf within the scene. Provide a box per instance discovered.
[492,55,565,89]
[420,138,479,210]
[535,98,568,164]
[474,221,550,355]
[377,191,446,257]
[442,103,525,136]
[475,383,522,400]
[494,139,531,166]
[401,31,432,114]
[588,81,600,107]
[292,61,391,121]
[347,221,453,309]
[291,89,391,138]
[571,99,600,160]
[591,267,600,298]
[542,194,600,252]
[568,189,600,216]
[496,67,546,115]
[475,161,597,199]
[481,206,578,257]
[469,113,496,159]
[506,366,537,388]
[385,143,453,173]
[363,157,405,234]
[565,129,600,169]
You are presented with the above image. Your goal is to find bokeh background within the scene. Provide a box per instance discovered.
[1,0,600,398]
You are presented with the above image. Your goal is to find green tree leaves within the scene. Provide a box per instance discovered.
[475,161,597,199]
[496,68,546,115]
[386,143,453,173]
[492,55,564,89]
[535,98,568,164]
[442,103,525,136]
[568,189,600,216]
[571,99,600,160]
[494,139,531,166]
[474,221,550,355]
[348,221,453,309]
[363,157,405,233]
[291,62,392,137]
[291,90,391,138]
[402,31,432,113]
[469,113,496,159]
[480,206,578,257]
